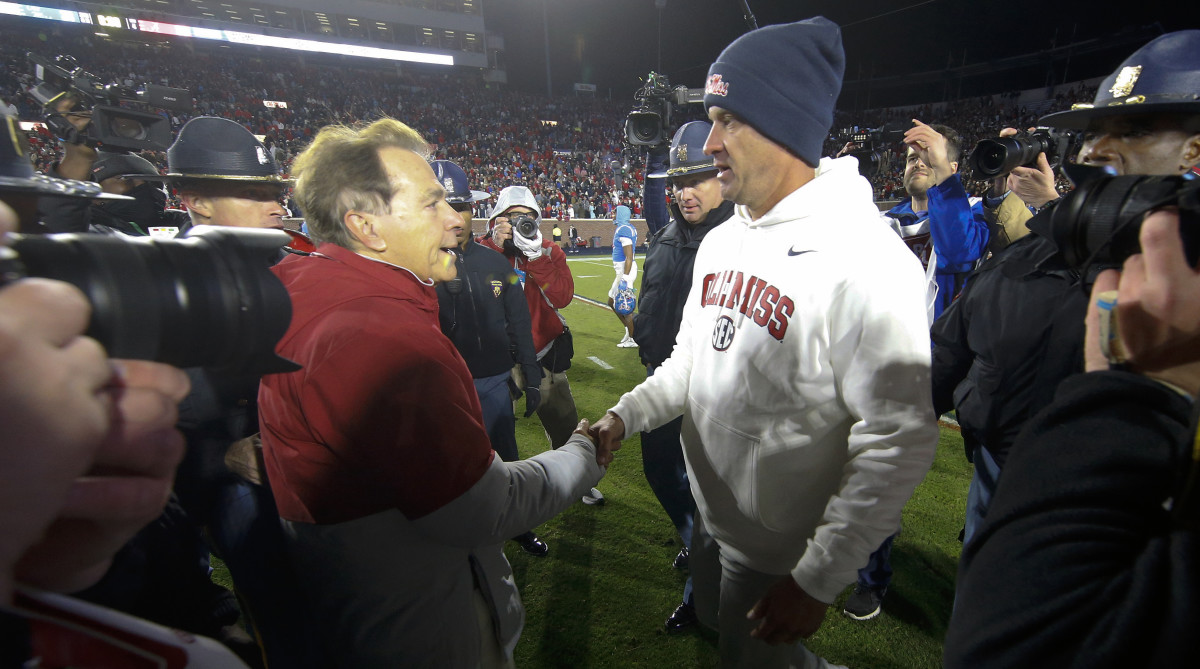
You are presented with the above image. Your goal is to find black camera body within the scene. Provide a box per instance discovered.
[28,53,192,153]
[1049,164,1199,271]
[839,121,908,178]
[0,226,298,375]
[967,127,1077,179]
[511,213,540,240]
[624,72,703,148]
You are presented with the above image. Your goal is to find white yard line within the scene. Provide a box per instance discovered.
[587,356,613,370]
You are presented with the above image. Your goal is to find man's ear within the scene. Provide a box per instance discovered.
[345,210,386,252]
[179,192,212,220]
[949,160,960,174]
[1181,132,1200,172]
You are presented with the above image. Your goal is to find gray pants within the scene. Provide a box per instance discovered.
[691,514,842,669]
[511,365,579,450]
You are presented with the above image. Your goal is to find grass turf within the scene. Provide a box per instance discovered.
[216,253,971,668]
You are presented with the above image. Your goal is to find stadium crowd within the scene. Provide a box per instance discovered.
[2,10,1197,669]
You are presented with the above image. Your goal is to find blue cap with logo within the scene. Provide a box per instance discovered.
[431,160,491,204]
[1041,30,1200,129]
[647,121,717,179]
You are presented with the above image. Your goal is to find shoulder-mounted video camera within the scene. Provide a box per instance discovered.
[0,225,298,375]
[966,127,1078,179]
[624,72,704,148]
[838,121,908,178]
[1049,164,1199,271]
[28,53,192,153]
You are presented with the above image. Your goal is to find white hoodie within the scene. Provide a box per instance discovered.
[611,156,937,603]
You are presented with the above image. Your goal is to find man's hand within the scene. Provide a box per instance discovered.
[1085,210,1200,393]
[588,411,625,467]
[747,576,829,645]
[490,219,513,247]
[835,141,859,159]
[14,360,190,595]
[523,386,541,418]
[903,119,954,186]
[997,127,1059,208]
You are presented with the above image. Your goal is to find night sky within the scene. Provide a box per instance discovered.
[482,0,1192,108]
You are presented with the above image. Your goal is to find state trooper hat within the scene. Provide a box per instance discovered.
[0,113,129,201]
[147,116,284,183]
[91,151,161,183]
[647,121,717,179]
[1041,30,1200,129]
[431,160,490,203]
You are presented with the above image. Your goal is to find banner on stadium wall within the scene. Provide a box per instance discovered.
[263,100,289,109]
[573,83,596,93]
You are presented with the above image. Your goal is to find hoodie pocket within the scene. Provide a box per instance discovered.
[690,401,762,527]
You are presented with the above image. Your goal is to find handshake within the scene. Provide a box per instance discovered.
[570,412,627,468]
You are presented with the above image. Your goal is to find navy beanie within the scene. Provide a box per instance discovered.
[704,16,844,167]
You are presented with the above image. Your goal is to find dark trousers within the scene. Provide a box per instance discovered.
[641,366,695,605]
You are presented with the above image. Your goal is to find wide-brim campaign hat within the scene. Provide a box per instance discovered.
[648,121,718,179]
[1041,30,1200,130]
[431,159,490,203]
[0,114,130,201]
[143,116,285,183]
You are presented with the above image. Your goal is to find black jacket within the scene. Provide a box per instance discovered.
[437,241,542,388]
[945,371,1198,668]
[633,200,734,368]
[930,220,1091,468]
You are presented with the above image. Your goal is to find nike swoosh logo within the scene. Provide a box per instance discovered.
[788,247,815,256]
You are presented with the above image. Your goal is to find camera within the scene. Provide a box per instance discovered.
[839,122,908,178]
[0,226,299,375]
[624,72,703,148]
[1048,164,1199,271]
[511,213,540,240]
[28,53,192,152]
[966,127,1077,179]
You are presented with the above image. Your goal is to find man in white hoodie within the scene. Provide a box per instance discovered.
[593,17,937,668]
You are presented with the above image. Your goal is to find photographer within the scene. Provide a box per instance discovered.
[945,208,1200,667]
[481,187,599,498]
[931,29,1200,547]
[844,120,989,622]
[36,95,186,237]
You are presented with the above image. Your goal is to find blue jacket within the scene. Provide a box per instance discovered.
[886,173,989,319]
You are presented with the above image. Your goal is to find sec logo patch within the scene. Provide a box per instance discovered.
[712,315,735,351]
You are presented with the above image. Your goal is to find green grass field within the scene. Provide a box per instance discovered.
[215,253,971,668]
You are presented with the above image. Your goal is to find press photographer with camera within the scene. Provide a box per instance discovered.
[945,205,1200,667]
[30,54,192,237]
[931,29,1200,550]
[481,187,598,498]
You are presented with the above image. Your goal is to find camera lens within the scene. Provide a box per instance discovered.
[7,226,298,375]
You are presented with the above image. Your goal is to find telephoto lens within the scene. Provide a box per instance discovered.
[512,213,540,240]
[0,225,300,375]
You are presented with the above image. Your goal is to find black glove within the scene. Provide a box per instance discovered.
[523,386,542,418]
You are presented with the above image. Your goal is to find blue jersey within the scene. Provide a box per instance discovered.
[613,223,637,263]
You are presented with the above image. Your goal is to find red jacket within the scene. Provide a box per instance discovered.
[478,237,574,354]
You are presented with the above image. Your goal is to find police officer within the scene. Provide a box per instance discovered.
[639,120,735,632]
[433,160,550,557]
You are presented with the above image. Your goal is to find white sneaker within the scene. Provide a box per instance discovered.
[582,487,605,505]
[617,335,638,348]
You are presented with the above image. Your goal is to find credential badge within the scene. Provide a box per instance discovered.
[1109,65,1142,98]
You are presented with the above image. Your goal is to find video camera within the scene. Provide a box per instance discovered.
[837,122,908,178]
[0,226,299,375]
[28,53,192,153]
[624,72,704,148]
[1049,164,1199,271]
[966,127,1077,179]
